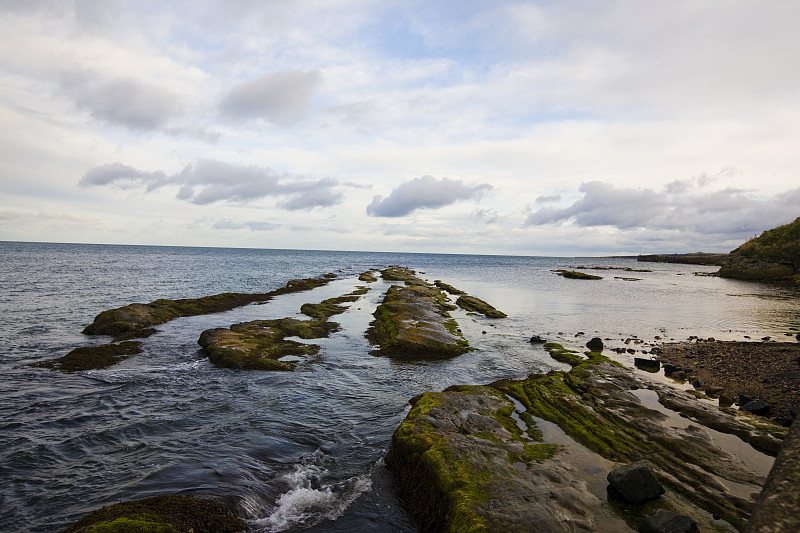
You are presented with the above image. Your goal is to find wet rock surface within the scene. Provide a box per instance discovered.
[639,509,699,533]
[386,386,616,533]
[389,343,786,531]
[367,267,470,359]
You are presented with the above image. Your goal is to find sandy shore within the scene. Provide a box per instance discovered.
[655,340,800,421]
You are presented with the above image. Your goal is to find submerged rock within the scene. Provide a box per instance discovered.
[62,494,245,533]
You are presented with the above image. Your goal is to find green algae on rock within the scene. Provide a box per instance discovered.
[198,318,338,371]
[82,273,338,337]
[358,271,378,282]
[492,358,786,530]
[62,494,245,533]
[434,280,466,295]
[379,266,426,285]
[368,281,469,359]
[386,385,624,533]
[35,341,143,372]
[455,295,507,319]
[300,286,370,320]
[553,269,603,280]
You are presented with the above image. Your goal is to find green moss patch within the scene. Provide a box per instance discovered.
[300,286,369,320]
[455,295,507,319]
[35,341,142,372]
[82,274,338,337]
[358,271,378,282]
[368,283,469,359]
[62,494,245,533]
[434,280,466,295]
[198,318,338,371]
[552,269,603,280]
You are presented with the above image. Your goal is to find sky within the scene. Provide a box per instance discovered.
[1,0,799,256]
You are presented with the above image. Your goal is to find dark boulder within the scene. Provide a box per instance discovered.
[529,335,547,344]
[741,399,771,416]
[607,460,665,504]
[634,358,660,371]
[639,509,699,533]
[586,337,604,351]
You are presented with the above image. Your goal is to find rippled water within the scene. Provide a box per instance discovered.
[1,241,798,532]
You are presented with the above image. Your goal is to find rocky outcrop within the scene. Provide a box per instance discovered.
[35,341,142,372]
[385,385,612,532]
[746,418,800,533]
[455,295,507,318]
[389,346,787,531]
[553,269,602,280]
[367,267,470,359]
[198,318,337,370]
[638,253,727,266]
[82,273,338,337]
[717,216,800,284]
[198,286,370,370]
[62,494,245,533]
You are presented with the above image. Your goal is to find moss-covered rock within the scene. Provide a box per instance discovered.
[198,318,338,371]
[35,341,143,372]
[718,216,800,284]
[386,386,619,533]
[492,359,785,530]
[380,266,426,285]
[62,494,245,533]
[455,295,507,319]
[358,271,378,282]
[83,274,338,337]
[300,286,369,320]
[552,269,603,280]
[368,283,469,359]
[434,280,466,295]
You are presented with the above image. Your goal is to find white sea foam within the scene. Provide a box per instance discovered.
[250,458,373,532]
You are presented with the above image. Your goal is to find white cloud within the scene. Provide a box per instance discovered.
[80,159,344,210]
[367,175,491,217]
[525,181,800,239]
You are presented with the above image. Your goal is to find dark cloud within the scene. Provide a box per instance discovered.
[525,180,800,237]
[80,159,343,210]
[79,162,166,190]
[367,175,492,217]
[219,70,321,125]
[61,72,183,131]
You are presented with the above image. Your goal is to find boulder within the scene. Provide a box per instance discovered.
[586,337,604,351]
[607,460,665,504]
[639,509,699,533]
[634,358,660,371]
[741,399,771,416]
[529,335,547,344]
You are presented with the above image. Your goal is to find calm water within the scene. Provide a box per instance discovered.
[1,241,798,532]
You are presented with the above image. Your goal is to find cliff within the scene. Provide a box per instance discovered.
[718,216,800,284]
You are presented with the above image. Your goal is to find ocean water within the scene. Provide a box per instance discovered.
[1,241,798,532]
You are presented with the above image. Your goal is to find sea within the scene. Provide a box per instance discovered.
[1,241,798,532]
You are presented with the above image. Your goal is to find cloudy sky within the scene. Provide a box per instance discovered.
[1,0,799,256]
